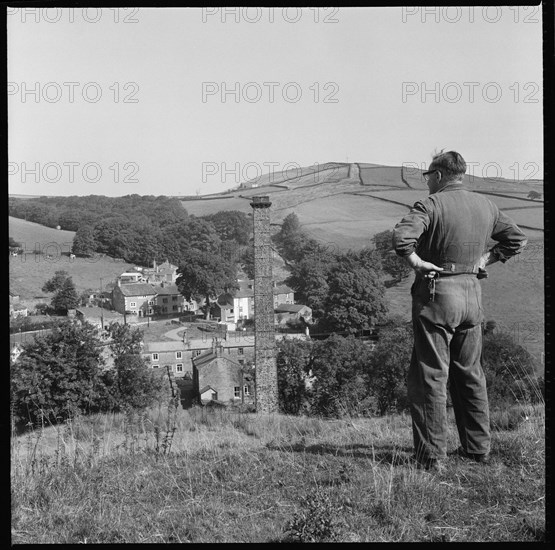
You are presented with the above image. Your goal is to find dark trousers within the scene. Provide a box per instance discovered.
[408,275,490,461]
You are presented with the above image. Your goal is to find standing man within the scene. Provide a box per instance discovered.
[392,150,527,471]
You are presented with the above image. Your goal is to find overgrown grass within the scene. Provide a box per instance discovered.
[11,396,545,543]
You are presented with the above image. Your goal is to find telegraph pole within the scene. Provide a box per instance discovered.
[99,277,104,331]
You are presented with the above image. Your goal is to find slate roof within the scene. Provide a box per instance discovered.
[192,349,241,368]
[152,284,180,295]
[273,284,294,295]
[76,307,123,320]
[144,341,187,353]
[274,303,309,313]
[118,283,157,297]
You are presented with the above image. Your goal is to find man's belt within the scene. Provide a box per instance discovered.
[437,263,486,278]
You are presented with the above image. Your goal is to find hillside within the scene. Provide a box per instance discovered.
[11,404,545,543]
[9,217,136,303]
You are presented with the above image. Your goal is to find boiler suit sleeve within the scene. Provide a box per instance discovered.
[489,210,528,262]
[392,200,431,258]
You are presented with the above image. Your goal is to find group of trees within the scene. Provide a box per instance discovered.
[277,318,412,418]
[274,213,389,335]
[8,194,188,232]
[277,316,543,419]
[9,195,253,275]
[10,320,166,431]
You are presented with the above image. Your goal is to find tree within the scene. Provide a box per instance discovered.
[371,230,412,284]
[203,210,251,245]
[108,354,165,410]
[319,251,388,335]
[51,277,80,313]
[72,225,98,257]
[107,322,144,358]
[176,250,238,319]
[276,338,313,415]
[308,335,374,417]
[241,246,255,279]
[527,190,542,200]
[9,236,22,251]
[272,213,311,264]
[481,328,542,407]
[42,271,79,313]
[11,319,108,428]
[42,270,71,293]
[368,319,412,415]
[286,251,334,321]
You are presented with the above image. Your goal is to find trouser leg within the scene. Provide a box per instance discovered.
[448,323,490,454]
[407,314,451,461]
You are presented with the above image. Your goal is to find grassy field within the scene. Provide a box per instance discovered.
[10,399,545,543]
[9,217,136,303]
[294,193,409,250]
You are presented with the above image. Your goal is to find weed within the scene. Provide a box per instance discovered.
[283,488,346,542]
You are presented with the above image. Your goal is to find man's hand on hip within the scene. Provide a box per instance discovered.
[405,252,444,277]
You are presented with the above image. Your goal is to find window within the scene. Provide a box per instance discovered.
[238,347,244,355]
[238,359,245,366]
[130,302,136,307]
[176,351,182,359]
[153,364,159,369]
[152,353,159,361]
[148,300,154,305]
[193,350,202,357]
[212,392,218,401]
[172,305,178,311]
[163,298,168,304]
[172,296,177,301]
[148,308,153,315]
[176,363,183,373]
[234,386,241,398]
[243,385,250,396]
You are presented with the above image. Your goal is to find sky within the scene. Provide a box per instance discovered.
[8,6,544,197]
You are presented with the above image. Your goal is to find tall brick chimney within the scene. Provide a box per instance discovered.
[250,195,278,413]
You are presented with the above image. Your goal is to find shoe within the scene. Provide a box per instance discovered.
[456,447,491,464]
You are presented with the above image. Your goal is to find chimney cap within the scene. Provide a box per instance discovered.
[250,195,271,208]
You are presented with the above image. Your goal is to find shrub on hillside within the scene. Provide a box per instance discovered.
[367,319,412,415]
[482,328,543,408]
[276,338,313,415]
[10,320,109,429]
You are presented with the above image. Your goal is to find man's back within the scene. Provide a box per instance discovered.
[394,183,526,272]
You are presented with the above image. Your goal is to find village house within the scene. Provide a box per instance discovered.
[9,292,27,318]
[142,341,190,377]
[192,342,255,406]
[273,283,295,307]
[118,268,145,284]
[274,304,312,326]
[216,287,253,324]
[75,306,125,331]
[151,282,186,316]
[111,281,157,320]
[142,259,179,284]
[215,279,297,326]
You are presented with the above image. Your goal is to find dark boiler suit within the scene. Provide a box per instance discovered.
[392,183,527,461]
